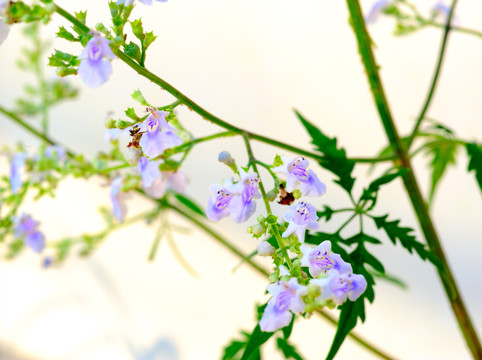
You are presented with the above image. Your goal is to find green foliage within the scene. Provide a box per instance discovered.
[276,338,304,360]
[240,324,273,360]
[360,169,406,210]
[295,110,356,193]
[131,89,150,106]
[56,26,79,42]
[124,42,142,63]
[7,2,51,24]
[174,194,206,217]
[466,142,482,193]
[372,215,436,265]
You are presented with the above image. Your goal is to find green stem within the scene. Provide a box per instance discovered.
[167,201,395,360]
[335,213,356,235]
[406,0,458,150]
[427,21,482,38]
[243,133,293,269]
[346,1,482,358]
[163,131,236,156]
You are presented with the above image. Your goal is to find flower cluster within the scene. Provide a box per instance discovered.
[259,241,367,332]
[13,213,46,253]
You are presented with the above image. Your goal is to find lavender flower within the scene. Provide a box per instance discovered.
[78,33,116,88]
[10,153,27,194]
[111,177,128,222]
[139,110,182,158]
[229,169,261,223]
[300,241,352,278]
[0,0,9,46]
[311,269,367,305]
[138,156,161,188]
[272,156,326,197]
[365,0,391,24]
[206,179,235,221]
[45,145,66,161]
[14,213,46,253]
[259,278,307,332]
[282,201,319,243]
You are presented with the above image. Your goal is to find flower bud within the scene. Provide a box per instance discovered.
[115,119,134,129]
[257,215,266,224]
[105,118,116,129]
[293,189,302,199]
[252,223,266,236]
[257,241,274,256]
[56,67,77,77]
[124,147,142,165]
[246,226,253,234]
[266,188,278,201]
[218,151,233,164]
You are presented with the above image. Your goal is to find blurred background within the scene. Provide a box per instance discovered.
[0,0,481,359]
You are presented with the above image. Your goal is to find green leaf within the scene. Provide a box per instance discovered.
[372,215,437,265]
[345,232,382,245]
[56,26,78,42]
[424,138,458,204]
[295,110,356,193]
[222,339,246,360]
[240,324,274,360]
[316,205,334,221]
[325,299,361,360]
[282,315,295,340]
[360,169,406,210]
[131,89,150,106]
[466,142,482,193]
[276,338,304,360]
[174,194,206,217]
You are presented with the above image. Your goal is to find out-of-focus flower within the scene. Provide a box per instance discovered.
[365,0,391,24]
[78,33,116,88]
[138,156,161,188]
[14,213,46,253]
[282,201,319,243]
[110,177,128,222]
[10,153,27,194]
[0,0,9,46]
[259,278,307,332]
[272,156,326,197]
[257,241,274,256]
[300,241,352,278]
[45,145,66,161]
[311,269,367,305]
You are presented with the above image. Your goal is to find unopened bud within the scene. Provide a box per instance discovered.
[218,151,237,172]
[115,119,134,129]
[246,226,253,234]
[125,148,142,165]
[266,188,278,201]
[56,66,77,77]
[293,189,302,199]
[257,215,266,224]
[105,118,116,129]
[257,241,274,256]
[252,223,266,236]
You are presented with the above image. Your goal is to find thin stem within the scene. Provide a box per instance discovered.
[406,0,458,150]
[335,213,357,235]
[427,21,482,38]
[162,131,236,157]
[243,133,293,269]
[148,215,165,261]
[167,201,395,360]
[346,1,481,358]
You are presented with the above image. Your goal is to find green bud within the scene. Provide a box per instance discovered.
[293,189,302,199]
[266,214,278,225]
[266,188,278,201]
[268,272,278,283]
[257,215,266,224]
[55,67,77,77]
[115,119,134,129]
[292,259,301,268]
[105,118,116,129]
[251,223,266,236]
[308,283,320,296]
[246,226,253,234]
[304,303,314,314]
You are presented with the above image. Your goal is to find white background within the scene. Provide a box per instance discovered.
[0,0,481,359]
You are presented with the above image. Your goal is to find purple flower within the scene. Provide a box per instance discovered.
[138,156,161,188]
[272,156,326,197]
[10,153,27,194]
[282,201,319,243]
[229,169,261,223]
[111,177,128,222]
[78,33,116,88]
[45,145,66,161]
[365,0,391,24]
[139,110,182,158]
[206,179,235,221]
[300,241,352,278]
[0,1,9,46]
[311,269,367,305]
[14,213,46,253]
[259,278,307,332]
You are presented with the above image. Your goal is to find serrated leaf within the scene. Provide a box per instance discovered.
[222,340,246,360]
[240,324,274,360]
[372,215,437,266]
[131,89,149,106]
[316,205,334,221]
[424,138,458,204]
[295,110,356,193]
[360,168,406,210]
[276,338,304,360]
[56,26,78,42]
[466,142,482,193]
[345,232,381,245]
[174,194,206,217]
